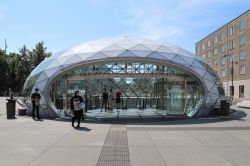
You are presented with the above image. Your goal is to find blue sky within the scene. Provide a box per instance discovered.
[0,0,249,54]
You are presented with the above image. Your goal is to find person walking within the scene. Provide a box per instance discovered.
[101,88,108,112]
[108,89,114,111]
[70,90,84,128]
[31,88,41,119]
[115,89,123,110]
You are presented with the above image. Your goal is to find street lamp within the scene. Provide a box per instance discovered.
[224,54,238,98]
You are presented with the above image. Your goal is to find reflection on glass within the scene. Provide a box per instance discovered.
[49,62,205,117]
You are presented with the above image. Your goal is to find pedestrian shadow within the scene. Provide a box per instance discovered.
[33,118,44,122]
[74,126,92,131]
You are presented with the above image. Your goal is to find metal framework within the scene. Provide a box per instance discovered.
[22,38,224,118]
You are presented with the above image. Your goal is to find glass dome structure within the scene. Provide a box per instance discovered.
[23,38,223,118]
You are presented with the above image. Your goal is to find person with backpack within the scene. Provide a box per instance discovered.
[70,90,84,128]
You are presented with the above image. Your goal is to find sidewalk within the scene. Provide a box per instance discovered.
[236,100,250,109]
[1,98,250,166]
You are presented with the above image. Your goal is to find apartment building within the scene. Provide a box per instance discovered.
[196,10,250,100]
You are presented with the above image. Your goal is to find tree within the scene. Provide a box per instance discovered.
[0,41,52,95]
[30,41,51,69]
[17,45,32,91]
[0,49,9,94]
[7,52,19,92]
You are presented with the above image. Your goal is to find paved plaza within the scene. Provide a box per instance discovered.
[1,97,250,166]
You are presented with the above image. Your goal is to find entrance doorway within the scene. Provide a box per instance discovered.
[49,62,204,118]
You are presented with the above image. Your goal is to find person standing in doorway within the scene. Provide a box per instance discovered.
[4,90,8,98]
[70,90,84,128]
[31,88,41,119]
[101,88,108,112]
[108,89,114,111]
[115,89,123,110]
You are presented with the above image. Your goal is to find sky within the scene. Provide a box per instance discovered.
[0,0,249,54]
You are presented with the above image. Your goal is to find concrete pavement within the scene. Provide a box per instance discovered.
[1,97,250,166]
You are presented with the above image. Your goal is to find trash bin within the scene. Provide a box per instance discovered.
[220,99,230,116]
[6,99,16,119]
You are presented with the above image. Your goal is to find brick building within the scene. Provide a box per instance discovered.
[196,10,250,100]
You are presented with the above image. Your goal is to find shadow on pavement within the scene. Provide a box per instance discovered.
[17,109,248,126]
[74,126,92,131]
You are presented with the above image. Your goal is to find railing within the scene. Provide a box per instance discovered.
[68,72,188,80]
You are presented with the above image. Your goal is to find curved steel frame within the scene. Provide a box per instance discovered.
[23,38,222,118]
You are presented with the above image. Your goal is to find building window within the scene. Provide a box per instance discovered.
[221,69,226,77]
[239,50,245,60]
[240,20,245,30]
[208,40,211,47]
[229,54,234,62]
[239,85,244,98]
[239,35,245,45]
[202,43,205,50]
[202,54,205,60]
[208,51,211,57]
[229,27,234,36]
[214,36,218,44]
[220,32,225,40]
[240,64,245,74]
[221,56,226,65]
[213,48,218,55]
[220,44,225,52]
[197,46,200,53]
[229,40,234,49]
[214,59,217,67]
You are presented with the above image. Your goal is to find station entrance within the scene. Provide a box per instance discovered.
[49,62,204,118]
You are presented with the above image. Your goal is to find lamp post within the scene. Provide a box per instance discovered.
[231,57,234,98]
[225,54,237,98]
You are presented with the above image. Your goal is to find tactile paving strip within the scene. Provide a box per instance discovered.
[97,124,130,166]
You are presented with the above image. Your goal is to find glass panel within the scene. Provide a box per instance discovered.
[204,79,215,91]
[147,52,168,60]
[48,62,206,118]
[130,44,153,51]
[118,50,138,57]
[130,50,153,57]
[88,52,109,60]
[36,80,47,91]
[44,67,60,77]
[36,72,49,83]
[143,44,160,51]
[157,45,173,53]
[102,44,125,51]
[102,50,124,57]
[63,55,84,65]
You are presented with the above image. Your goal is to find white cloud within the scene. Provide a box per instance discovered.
[122,0,184,41]
[0,6,8,21]
[120,0,247,52]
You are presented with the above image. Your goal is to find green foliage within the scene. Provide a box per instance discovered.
[0,49,9,93]
[0,41,51,95]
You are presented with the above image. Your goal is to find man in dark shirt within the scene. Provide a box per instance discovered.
[101,88,108,112]
[115,90,123,110]
[31,88,41,119]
